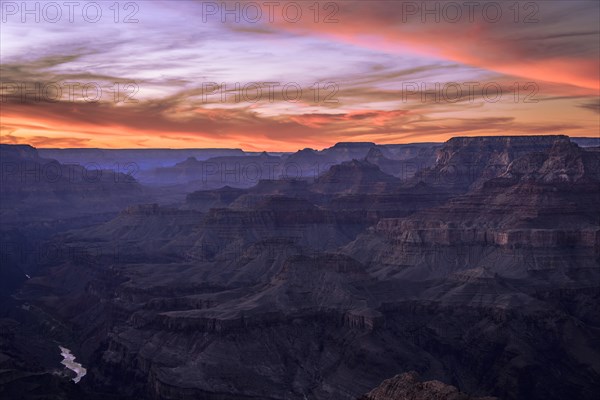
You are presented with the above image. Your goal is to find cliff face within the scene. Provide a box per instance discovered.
[312,159,401,194]
[0,144,147,296]
[358,372,497,400]
[412,135,568,191]
[185,186,246,211]
[351,141,600,280]
[365,146,438,178]
[338,138,600,400]
[0,144,145,223]
[502,139,600,184]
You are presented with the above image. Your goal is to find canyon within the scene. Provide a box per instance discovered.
[0,136,598,399]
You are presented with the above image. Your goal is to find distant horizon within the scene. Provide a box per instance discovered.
[3,134,597,152]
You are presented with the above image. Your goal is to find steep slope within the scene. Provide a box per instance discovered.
[411,135,567,191]
[349,139,600,280]
[311,159,401,194]
[366,146,438,179]
[185,186,247,211]
[0,144,147,295]
[0,144,145,223]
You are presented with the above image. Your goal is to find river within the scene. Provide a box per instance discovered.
[59,346,87,383]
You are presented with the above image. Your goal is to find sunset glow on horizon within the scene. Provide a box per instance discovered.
[1,0,599,151]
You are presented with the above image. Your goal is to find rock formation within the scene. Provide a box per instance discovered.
[358,372,497,400]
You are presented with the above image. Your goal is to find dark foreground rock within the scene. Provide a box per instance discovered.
[358,372,497,400]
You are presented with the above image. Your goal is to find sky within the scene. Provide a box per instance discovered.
[0,0,599,151]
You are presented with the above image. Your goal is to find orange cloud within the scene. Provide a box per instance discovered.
[2,96,595,151]
[270,1,600,92]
